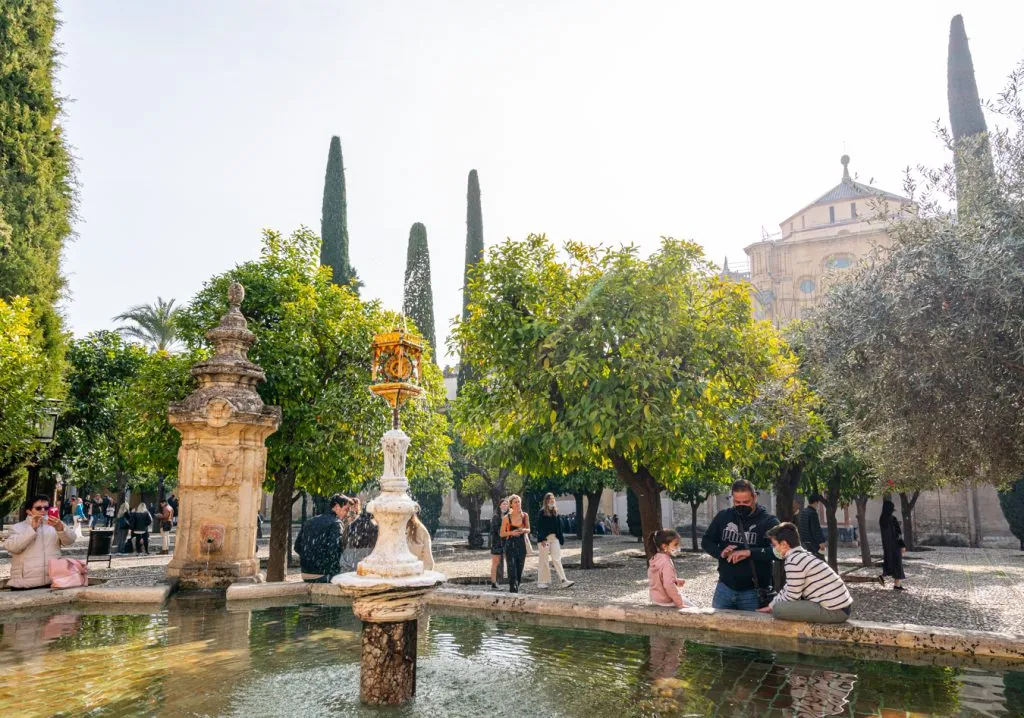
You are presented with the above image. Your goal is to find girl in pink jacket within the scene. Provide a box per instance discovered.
[648,529,696,608]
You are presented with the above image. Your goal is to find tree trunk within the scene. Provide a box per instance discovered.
[360,620,418,705]
[898,491,919,551]
[969,483,983,548]
[267,467,295,582]
[580,491,601,569]
[690,503,700,551]
[574,493,585,538]
[466,501,483,549]
[774,462,803,523]
[612,457,662,557]
[855,495,872,567]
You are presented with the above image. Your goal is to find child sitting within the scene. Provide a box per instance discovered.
[648,529,696,609]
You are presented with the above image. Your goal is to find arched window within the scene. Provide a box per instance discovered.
[798,278,816,294]
[824,254,853,271]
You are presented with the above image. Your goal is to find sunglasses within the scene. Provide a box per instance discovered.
[32,505,50,511]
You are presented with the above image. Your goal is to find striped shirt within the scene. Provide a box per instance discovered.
[770,546,853,610]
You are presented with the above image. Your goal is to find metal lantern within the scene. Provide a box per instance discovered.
[370,326,425,428]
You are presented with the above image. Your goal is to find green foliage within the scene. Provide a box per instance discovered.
[0,1,75,393]
[807,63,1024,490]
[403,222,437,359]
[999,479,1024,549]
[458,169,484,393]
[48,332,192,495]
[452,235,805,489]
[178,227,450,498]
[319,136,360,290]
[114,297,184,352]
[0,297,52,516]
[666,451,731,508]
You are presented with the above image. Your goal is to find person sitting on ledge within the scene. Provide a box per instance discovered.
[295,494,351,583]
[758,522,852,623]
[3,495,77,590]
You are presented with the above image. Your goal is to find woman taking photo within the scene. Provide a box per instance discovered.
[535,493,573,589]
[489,497,509,590]
[500,494,530,593]
[879,499,907,591]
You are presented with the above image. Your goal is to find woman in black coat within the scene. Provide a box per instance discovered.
[879,499,907,590]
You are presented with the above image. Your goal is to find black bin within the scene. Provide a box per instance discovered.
[87,529,114,567]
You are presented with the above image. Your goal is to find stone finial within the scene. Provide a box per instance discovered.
[227,281,245,310]
[841,154,851,182]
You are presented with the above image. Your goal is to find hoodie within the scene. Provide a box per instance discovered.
[701,504,779,591]
[648,552,684,608]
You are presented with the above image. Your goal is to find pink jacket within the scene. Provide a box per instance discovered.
[648,552,683,608]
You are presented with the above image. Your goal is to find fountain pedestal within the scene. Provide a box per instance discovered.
[332,429,445,705]
[167,283,281,590]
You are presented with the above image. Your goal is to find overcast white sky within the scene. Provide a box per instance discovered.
[55,1,1024,363]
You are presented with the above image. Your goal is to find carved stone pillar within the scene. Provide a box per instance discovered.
[167,282,281,589]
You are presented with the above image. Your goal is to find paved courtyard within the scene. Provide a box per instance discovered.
[3,532,1023,633]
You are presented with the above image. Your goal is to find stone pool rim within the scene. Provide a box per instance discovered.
[224,582,1024,662]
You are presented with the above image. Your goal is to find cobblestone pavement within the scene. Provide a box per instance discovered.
[4,532,1024,631]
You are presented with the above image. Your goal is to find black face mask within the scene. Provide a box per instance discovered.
[733,504,754,518]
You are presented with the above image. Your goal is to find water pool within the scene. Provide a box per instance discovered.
[0,597,1018,717]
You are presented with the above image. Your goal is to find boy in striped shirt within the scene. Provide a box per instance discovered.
[757,522,853,623]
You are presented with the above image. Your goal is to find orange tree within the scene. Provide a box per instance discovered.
[451,235,808,554]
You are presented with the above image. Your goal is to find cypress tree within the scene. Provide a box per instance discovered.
[947,15,993,197]
[402,222,437,358]
[319,136,359,290]
[0,0,75,388]
[458,169,484,392]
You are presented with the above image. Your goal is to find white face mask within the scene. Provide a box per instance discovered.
[546,502,555,509]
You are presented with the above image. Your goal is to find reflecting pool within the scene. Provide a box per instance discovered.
[0,597,1019,717]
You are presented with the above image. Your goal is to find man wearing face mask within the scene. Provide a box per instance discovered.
[701,479,779,611]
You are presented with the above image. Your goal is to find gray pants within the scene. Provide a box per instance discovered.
[772,600,851,623]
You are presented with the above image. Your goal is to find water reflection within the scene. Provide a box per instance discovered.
[0,601,1019,717]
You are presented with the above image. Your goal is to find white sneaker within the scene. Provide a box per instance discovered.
[536,583,550,589]
[560,580,575,589]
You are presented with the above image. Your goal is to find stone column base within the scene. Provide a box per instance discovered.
[168,558,261,590]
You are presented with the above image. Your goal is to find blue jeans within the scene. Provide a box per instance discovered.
[712,582,760,611]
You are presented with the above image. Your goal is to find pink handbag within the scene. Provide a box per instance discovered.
[48,558,88,589]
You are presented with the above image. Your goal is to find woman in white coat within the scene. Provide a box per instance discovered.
[3,495,77,589]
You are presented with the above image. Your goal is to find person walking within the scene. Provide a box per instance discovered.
[158,500,174,555]
[500,494,530,593]
[535,492,573,589]
[72,498,86,529]
[102,494,115,528]
[3,495,77,589]
[489,498,509,590]
[90,495,103,530]
[879,499,907,591]
[759,522,853,623]
[612,514,620,536]
[798,495,827,559]
[295,495,350,583]
[130,502,153,555]
[701,479,779,611]
[648,529,697,608]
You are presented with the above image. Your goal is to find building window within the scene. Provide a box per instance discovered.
[825,255,853,270]
[799,278,816,294]
[850,202,857,218]
[829,206,835,224]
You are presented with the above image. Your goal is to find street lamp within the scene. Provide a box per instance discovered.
[24,399,62,513]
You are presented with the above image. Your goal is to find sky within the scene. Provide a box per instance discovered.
[54,1,1024,364]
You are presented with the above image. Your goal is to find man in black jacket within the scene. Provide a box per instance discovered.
[295,494,351,583]
[798,494,827,559]
[701,479,779,611]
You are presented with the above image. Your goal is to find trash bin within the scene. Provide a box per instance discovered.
[87,529,114,568]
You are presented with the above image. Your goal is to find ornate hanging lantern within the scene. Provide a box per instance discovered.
[370,325,425,426]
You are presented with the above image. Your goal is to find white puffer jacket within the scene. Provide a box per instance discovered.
[3,518,77,588]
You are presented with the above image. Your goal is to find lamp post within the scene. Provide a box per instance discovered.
[24,399,60,508]
[332,323,446,706]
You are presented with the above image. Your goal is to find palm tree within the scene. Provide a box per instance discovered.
[113,297,183,351]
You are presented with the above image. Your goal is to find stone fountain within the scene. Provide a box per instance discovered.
[167,282,281,590]
[331,327,446,705]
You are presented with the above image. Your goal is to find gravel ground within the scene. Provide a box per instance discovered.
[4,532,1024,631]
